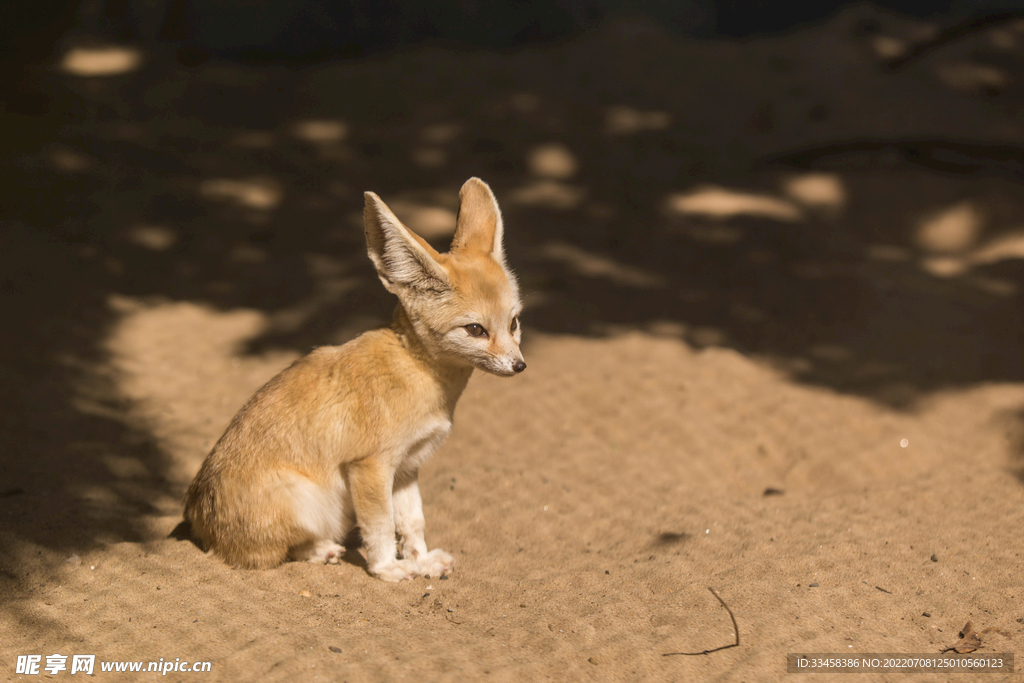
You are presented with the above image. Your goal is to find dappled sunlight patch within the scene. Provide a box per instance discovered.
[387,201,458,239]
[920,256,969,278]
[782,172,846,215]
[968,230,1024,266]
[61,45,142,76]
[934,61,1011,92]
[922,230,1024,280]
[509,180,586,210]
[126,224,177,251]
[872,35,907,60]
[527,143,578,179]
[289,119,348,145]
[667,185,803,222]
[200,177,283,210]
[915,201,982,254]
[605,105,672,135]
[539,242,663,288]
[47,146,94,173]
[283,118,353,160]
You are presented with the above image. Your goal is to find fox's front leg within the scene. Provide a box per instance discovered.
[393,471,454,578]
[348,459,418,582]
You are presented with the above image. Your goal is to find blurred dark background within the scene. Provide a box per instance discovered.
[5,0,1018,68]
[2,0,1024,571]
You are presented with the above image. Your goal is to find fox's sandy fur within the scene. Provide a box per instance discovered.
[184,178,525,581]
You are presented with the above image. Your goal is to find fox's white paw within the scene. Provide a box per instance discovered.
[416,549,454,578]
[371,558,419,582]
[293,540,344,564]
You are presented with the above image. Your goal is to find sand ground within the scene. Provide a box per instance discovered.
[2,6,1024,681]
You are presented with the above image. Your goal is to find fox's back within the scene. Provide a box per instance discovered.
[194,329,456,479]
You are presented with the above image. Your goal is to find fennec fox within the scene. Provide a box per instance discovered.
[184,178,525,581]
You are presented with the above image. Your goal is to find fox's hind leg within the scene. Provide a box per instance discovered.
[282,469,353,565]
[291,539,345,564]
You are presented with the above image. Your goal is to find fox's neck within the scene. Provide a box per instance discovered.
[391,304,473,413]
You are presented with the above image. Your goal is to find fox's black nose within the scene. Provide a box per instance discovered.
[512,360,527,373]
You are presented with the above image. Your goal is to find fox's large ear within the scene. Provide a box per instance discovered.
[364,192,449,295]
[450,177,506,265]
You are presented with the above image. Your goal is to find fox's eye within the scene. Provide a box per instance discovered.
[510,317,519,333]
[464,323,488,338]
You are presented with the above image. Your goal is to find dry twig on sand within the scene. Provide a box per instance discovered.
[663,587,739,657]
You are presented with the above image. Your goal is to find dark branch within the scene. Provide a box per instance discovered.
[884,11,1024,72]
